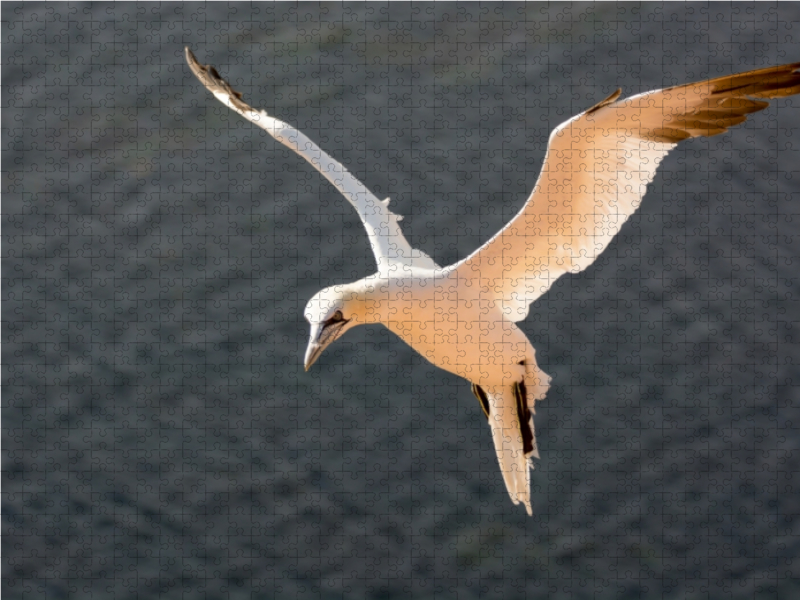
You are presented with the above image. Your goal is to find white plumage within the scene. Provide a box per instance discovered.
[187,48,800,515]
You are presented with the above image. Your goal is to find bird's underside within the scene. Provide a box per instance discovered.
[186,47,800,516]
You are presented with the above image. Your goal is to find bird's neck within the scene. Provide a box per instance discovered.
[349,272,439,326]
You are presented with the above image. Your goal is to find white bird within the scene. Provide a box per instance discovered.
[186,47,800,515]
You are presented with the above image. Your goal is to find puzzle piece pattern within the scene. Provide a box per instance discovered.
[4,3,800,599]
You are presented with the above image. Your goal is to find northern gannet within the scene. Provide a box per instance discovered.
[186,47,800,515]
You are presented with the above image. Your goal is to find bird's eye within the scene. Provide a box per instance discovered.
[325,310,344,325]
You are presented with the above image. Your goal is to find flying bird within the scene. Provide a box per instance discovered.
[186,47,800,515]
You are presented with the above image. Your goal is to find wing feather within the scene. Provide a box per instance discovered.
[452,62,800,321]
[185,47,438,272]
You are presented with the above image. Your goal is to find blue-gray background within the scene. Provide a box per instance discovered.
[4,3,800,599]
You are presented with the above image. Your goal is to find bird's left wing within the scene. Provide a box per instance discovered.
[185,47,438,273]
[451,62,800,322]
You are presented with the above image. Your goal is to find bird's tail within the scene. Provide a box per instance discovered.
[472,362,549,516]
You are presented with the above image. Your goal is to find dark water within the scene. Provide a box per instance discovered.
[4,3,800,599]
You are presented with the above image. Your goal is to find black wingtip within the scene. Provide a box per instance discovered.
[185,46,206,77]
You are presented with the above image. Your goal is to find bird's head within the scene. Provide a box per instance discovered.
[302,284,364,371]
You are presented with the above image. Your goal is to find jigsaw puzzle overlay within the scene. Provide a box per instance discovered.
[4,4,800,599]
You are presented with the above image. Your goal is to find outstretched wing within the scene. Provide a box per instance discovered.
[185,47,439,273]
[452,62,800,322]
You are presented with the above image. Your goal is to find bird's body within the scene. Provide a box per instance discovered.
[350,270,529,384]
[304,267,547,511]
[186,47,800,515]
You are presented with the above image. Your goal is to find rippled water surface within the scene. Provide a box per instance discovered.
[4,3,800,599]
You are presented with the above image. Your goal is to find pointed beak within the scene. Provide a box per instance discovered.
[304,320,349,371]
[304,341,323,372]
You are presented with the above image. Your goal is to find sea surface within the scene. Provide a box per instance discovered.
[4,3,800,599]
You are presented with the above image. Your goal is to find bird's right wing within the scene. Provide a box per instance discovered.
[185,47,439,273]
[451,62,800,322]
